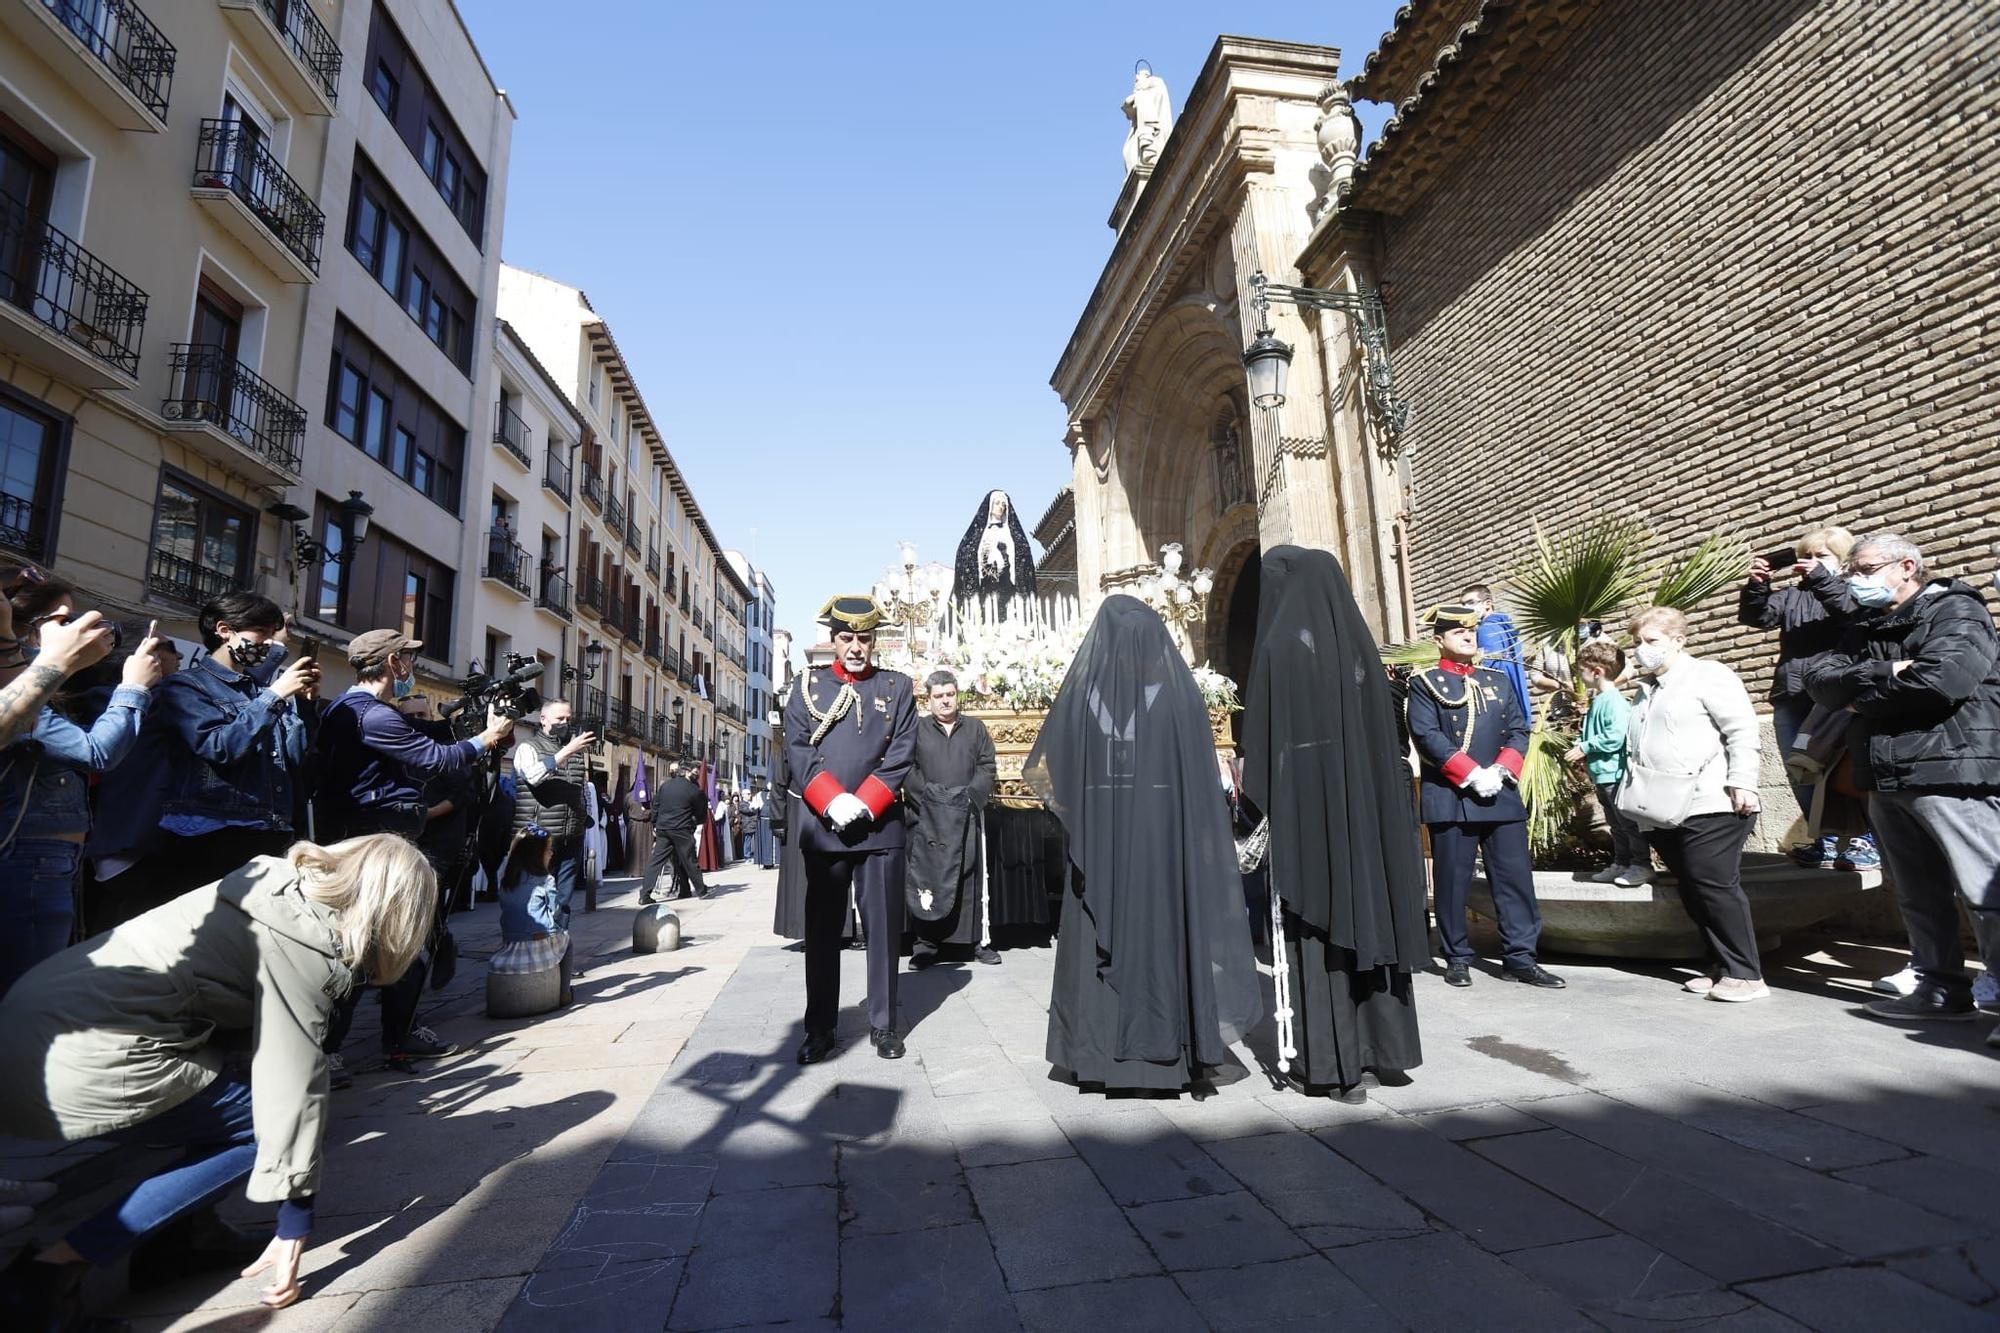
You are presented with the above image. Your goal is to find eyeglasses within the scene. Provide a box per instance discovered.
[1846,558,1901,576]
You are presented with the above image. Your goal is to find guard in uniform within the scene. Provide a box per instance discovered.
[785,596,919,1062]
[1406,605,1565,989]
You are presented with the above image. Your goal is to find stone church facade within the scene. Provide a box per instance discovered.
[1052,1,1999,701]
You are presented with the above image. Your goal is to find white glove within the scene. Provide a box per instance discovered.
[1469,767,1506,800]
[825,792,871,829]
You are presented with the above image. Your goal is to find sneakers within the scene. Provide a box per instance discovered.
[1589,864,1623,884]
[327,1051,353,1089]
[1865,989,1976,1022]
[389,1026,458,1060]
[1682,975,1717,995]
[974,945,1002,966]
[1790,835,1840,869]
[1834,834,1881,872]
[1708,978,1770,1003]
[1872,964,1921,996]
[1612,864,1653,887]
[1974,971,2000,1013]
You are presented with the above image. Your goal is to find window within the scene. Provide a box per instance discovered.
[420,123,440,177]
[348,156,474,374]
[0,389,68,561]
[403,268,428,324]
[380,219,405,293]
[331,363,365,441]
[369,60,399,116]
[364,388,392,461]
[587,368,599,407]
[437,152,459,209]
[315,518,343,621]
[424,291,446,344]
[390,425,412,475]
[402,571,424,639]
[351,193,382,271]
[149,472,253,606]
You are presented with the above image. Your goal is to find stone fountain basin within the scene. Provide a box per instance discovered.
[1470,854,1883,960]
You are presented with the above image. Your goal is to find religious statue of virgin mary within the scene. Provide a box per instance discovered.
[952,489,1037,612]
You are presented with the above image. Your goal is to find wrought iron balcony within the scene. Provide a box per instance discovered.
[623,515,641,555]
[644,629,663,663]
[161,343,306,478]
[225,0,340,108]
[666,647,684,678]
[543,449,572,502]
[621,612,642,648]
[483,531,530,597]
[575,682,608,727]
[493,401,531,467]
[0,493,51,561]
[27,0,177,126]
[0,190,148,382]
[578,570,605,618]
[602,595,625,635]
[649,712,668,750]
[579,466,603,510]
[147,547,239,607]
[537,568,572,621]
[604,491,626,537]
[192,120,324,275]
[646,544,660,578]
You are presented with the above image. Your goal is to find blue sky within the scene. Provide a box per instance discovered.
[463,1,1400,643]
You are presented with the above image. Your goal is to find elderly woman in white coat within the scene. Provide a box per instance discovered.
[0,835,435,1320]
[1619,607,1767,1001]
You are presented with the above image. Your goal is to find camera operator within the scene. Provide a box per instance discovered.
[315,631,512,1076]
[510,699,597,937]
[89,593,320,933]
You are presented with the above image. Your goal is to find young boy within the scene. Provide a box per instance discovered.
[1566,641,1651,886]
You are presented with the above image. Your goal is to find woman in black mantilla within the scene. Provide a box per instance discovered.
[951,490,1037,612]
[1241,547,1426,1101]
[1024,596,1261,1094]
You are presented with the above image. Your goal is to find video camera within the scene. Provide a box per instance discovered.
[441,651,546,734]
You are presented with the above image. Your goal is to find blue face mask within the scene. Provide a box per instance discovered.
[1847,574,1897,608]
[391,665,415,699]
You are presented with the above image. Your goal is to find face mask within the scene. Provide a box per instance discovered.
[1847,574,1896,608]
[390,664,415,699]
[547,722,573,744]
[1634,642,1675,673]
[228,636,275,670]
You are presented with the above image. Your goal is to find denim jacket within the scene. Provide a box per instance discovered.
[87,651,309,862]
[0,687,151,848]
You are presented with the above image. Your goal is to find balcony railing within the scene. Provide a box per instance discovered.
[604,491,626,536]
[578,570,605,617]
[0,493,51,561]
[646,544,660,578]
[250,0,340,104]
[623,515,640,554]
[666,647,684,678]
[621,610,642,647]
[493,401,530,466]
[648,712,668,750]
[607,698,640,740]
[644,629,663,663]
[537,568,572,620]
[602,596,625,635]
[40,0,177,121]
[483,531,530,596]
[575,683,608,728]
[579,466,603,510]
[543,449,572,502]
[0,190,148,377]
[193,119,324,273]
[162,343,305,473]
[147,547,238,606]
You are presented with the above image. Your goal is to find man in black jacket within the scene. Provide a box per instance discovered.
[1806,533,2000,1031]
[645,762,710,903]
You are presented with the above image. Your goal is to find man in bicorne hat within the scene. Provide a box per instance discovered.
[1406,605,1565,990]
[784,595,918,1063]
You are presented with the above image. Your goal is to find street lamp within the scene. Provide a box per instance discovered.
[671,695,686,755]
[562,639,605,684]
[268,490,373,573]
[872,541,951,632]
[1137,542,1214,658]
[1241,270,1407,436]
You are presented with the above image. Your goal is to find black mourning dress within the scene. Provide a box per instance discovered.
[1025,596,1262,1092]
[1241,548,1426,1091]
[950,490,1037,613]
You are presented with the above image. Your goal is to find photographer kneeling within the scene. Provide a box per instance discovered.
[510,699,596,941]
[316,632,513,1076]
[0,835,434,1318]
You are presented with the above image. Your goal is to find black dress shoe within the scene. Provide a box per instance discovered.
[1332,1084,1368,1104]
[1443,960,1472,987]
[796,1031,837,1065]
[974,946,1002,966]
[909,946,938,971]
[870,1027,906,1059]
[1504,964,1567,989]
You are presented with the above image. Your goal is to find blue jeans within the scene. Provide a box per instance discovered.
[550,835,583,929]
[1771,695,1816,833]
[67,1077,256,1265]
[0,839,80,998]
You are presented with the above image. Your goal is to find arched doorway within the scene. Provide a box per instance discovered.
[1204,537,1261,743]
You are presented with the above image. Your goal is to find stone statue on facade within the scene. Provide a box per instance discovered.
[1121,64,1174,174]
[1308,79,1362,221]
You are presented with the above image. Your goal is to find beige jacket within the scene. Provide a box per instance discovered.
[1625,656,1762,822]
[0,857,352,1202]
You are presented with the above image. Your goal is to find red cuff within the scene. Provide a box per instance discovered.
[1440,754,1479,787]
[1496,748,1525,779]
[802,772,845,816]
[857,775,897,820]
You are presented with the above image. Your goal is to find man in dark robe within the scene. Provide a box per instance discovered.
[1023,596,1261,1094]
[785,596,918,1063]
[907,669,999,968]
[1241,548,1428,1102]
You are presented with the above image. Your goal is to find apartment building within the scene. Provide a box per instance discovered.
[0,0,509,692]
[497,263,753,794]
[724,550,776,788]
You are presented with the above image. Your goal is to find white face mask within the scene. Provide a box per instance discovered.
[1634,641,1676,673]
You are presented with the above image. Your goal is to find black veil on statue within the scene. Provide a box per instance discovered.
[951,490,1037,611]
[1024,596,1261,1089]
[1241,546,1426,1090]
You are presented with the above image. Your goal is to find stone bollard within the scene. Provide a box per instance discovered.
[633,905,682,954]
[487,955,565,1018]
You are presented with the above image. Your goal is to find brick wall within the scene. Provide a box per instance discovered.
[1386,0,2000,703]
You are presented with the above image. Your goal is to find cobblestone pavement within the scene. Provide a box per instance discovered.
[7,868,1998,1330]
